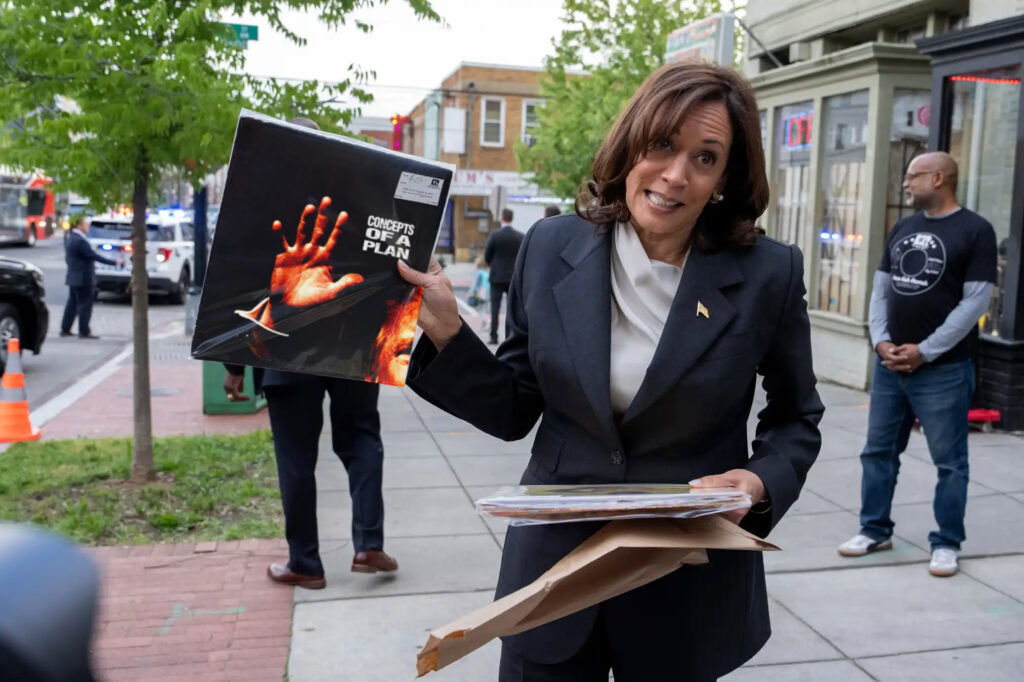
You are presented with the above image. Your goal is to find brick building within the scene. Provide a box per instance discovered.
[400,62,579,262]
[350,115,393,148]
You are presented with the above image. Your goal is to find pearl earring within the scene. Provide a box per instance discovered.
[710,192,724,204]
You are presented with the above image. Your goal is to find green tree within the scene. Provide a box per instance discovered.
[519,0,742,199]
[0,0,437,482]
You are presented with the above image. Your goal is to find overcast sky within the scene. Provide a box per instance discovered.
[225,0,568,120]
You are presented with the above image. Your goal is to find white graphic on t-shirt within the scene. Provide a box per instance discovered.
[889,231,946,295]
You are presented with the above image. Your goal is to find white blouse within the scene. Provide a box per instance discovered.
[609,221,687,414]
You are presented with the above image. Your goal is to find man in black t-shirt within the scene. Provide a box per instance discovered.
[838,152,996,578]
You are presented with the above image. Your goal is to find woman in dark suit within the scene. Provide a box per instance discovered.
[399,62,824,681]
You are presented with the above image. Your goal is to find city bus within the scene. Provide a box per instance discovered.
[0,173,56,246]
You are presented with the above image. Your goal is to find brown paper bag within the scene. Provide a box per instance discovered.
[416,516,778,676]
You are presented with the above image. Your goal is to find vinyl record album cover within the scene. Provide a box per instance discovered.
[191,110,454,386]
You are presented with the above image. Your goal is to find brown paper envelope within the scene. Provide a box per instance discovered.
[416,516,778,676]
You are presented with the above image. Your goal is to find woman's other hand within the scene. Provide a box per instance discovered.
[690,469,766,525]
[397,259,462,351]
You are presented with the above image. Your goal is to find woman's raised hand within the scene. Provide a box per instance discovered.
[398,259,462,351]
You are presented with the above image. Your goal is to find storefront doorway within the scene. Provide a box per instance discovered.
[920,15,1024,430]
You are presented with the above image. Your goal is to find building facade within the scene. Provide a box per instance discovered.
[401,62,572,262]
[743,0,1024,429]
[350,116,394,148]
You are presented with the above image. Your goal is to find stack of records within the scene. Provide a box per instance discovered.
[476,484,750,526]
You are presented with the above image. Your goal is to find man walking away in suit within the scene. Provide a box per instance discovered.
[483,208,524,345]
[61,215,121,339]
[222,116,397,591]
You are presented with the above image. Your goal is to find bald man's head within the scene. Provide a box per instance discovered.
[916,152,958,189]
[904,152,959,210]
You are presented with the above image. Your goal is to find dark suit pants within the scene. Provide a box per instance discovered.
[498,607,716,681]
[264,379,384,576]
[61,285,95,336]
[489,282,509,342]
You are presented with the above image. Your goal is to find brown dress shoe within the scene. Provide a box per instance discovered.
[266,562,326,589]
[351,550,398,573]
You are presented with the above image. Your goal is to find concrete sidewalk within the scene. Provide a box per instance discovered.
[289,318,1024,681]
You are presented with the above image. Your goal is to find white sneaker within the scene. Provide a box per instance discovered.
[837,534,893,557]
[929,548,959,577]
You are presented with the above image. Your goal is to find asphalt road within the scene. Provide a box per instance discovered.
[0,235,186,409]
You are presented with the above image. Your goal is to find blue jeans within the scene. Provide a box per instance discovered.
[860,357,974,550]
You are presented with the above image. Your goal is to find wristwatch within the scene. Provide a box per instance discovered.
[750,495,772,514]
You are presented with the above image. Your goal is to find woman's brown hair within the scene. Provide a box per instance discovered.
[576,61,769,251]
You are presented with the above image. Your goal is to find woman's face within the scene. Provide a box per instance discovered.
[625,100,732,238]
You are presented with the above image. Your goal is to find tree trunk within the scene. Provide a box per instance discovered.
[130,147,155,483]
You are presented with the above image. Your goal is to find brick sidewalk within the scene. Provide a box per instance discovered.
[42,363,268,441]
[30,348,288,680]
[88,539,292,682]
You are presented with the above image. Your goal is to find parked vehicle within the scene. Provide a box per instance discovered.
[0,256,48,373]
[87,213,195,304]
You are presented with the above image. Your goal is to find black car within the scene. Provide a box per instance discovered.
[0,256,48,373]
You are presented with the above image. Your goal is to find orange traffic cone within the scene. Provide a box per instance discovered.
[0,338,40,442]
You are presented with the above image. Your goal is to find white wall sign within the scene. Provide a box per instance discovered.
[450,170,535,196]
[665,13,736,66]
[442,107,466,155]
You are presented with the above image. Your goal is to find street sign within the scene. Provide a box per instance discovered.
[221,23,259,48]
[665,13,736,66]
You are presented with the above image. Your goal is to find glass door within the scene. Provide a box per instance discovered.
[947,65,1021,336]
[773,101,814,248]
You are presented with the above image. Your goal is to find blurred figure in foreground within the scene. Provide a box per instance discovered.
[0,523,99,682]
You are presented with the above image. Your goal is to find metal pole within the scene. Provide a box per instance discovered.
[734,15,784,68]
[193,185,208,286]
[185,185,208,334]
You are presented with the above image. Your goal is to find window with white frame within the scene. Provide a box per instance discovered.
[522,99,542,146]
[480,97,505,147]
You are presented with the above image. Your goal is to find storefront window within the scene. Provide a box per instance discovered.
[815,90,868,316]
[773,101,813,246]
[948,65,1021,336]
[886,89,931,232]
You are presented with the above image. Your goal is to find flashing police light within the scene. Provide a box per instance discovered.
[819,230,864,243]
[391,114,410,151]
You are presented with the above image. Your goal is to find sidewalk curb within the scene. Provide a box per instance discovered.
[26,325,183,432]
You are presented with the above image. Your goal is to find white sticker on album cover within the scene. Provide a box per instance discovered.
[395,171,443,206]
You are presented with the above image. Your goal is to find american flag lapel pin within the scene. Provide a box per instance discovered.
[696,301,709,319]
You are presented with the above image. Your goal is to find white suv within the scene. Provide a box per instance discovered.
[88,213,195,303]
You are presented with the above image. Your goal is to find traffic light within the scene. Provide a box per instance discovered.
[391,114,410,151]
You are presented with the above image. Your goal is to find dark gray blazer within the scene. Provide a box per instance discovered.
[64,231,117,288]
[484,224,524,285]
[408,213,823,678]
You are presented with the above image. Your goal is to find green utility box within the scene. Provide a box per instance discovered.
[201,361,266,414]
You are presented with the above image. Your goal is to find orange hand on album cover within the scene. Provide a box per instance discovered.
[365,288,422,386]
[235,197,364,337]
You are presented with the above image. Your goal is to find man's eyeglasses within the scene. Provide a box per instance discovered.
[904,170,940,182]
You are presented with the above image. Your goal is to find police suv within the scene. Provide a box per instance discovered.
[88,212,195,303]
